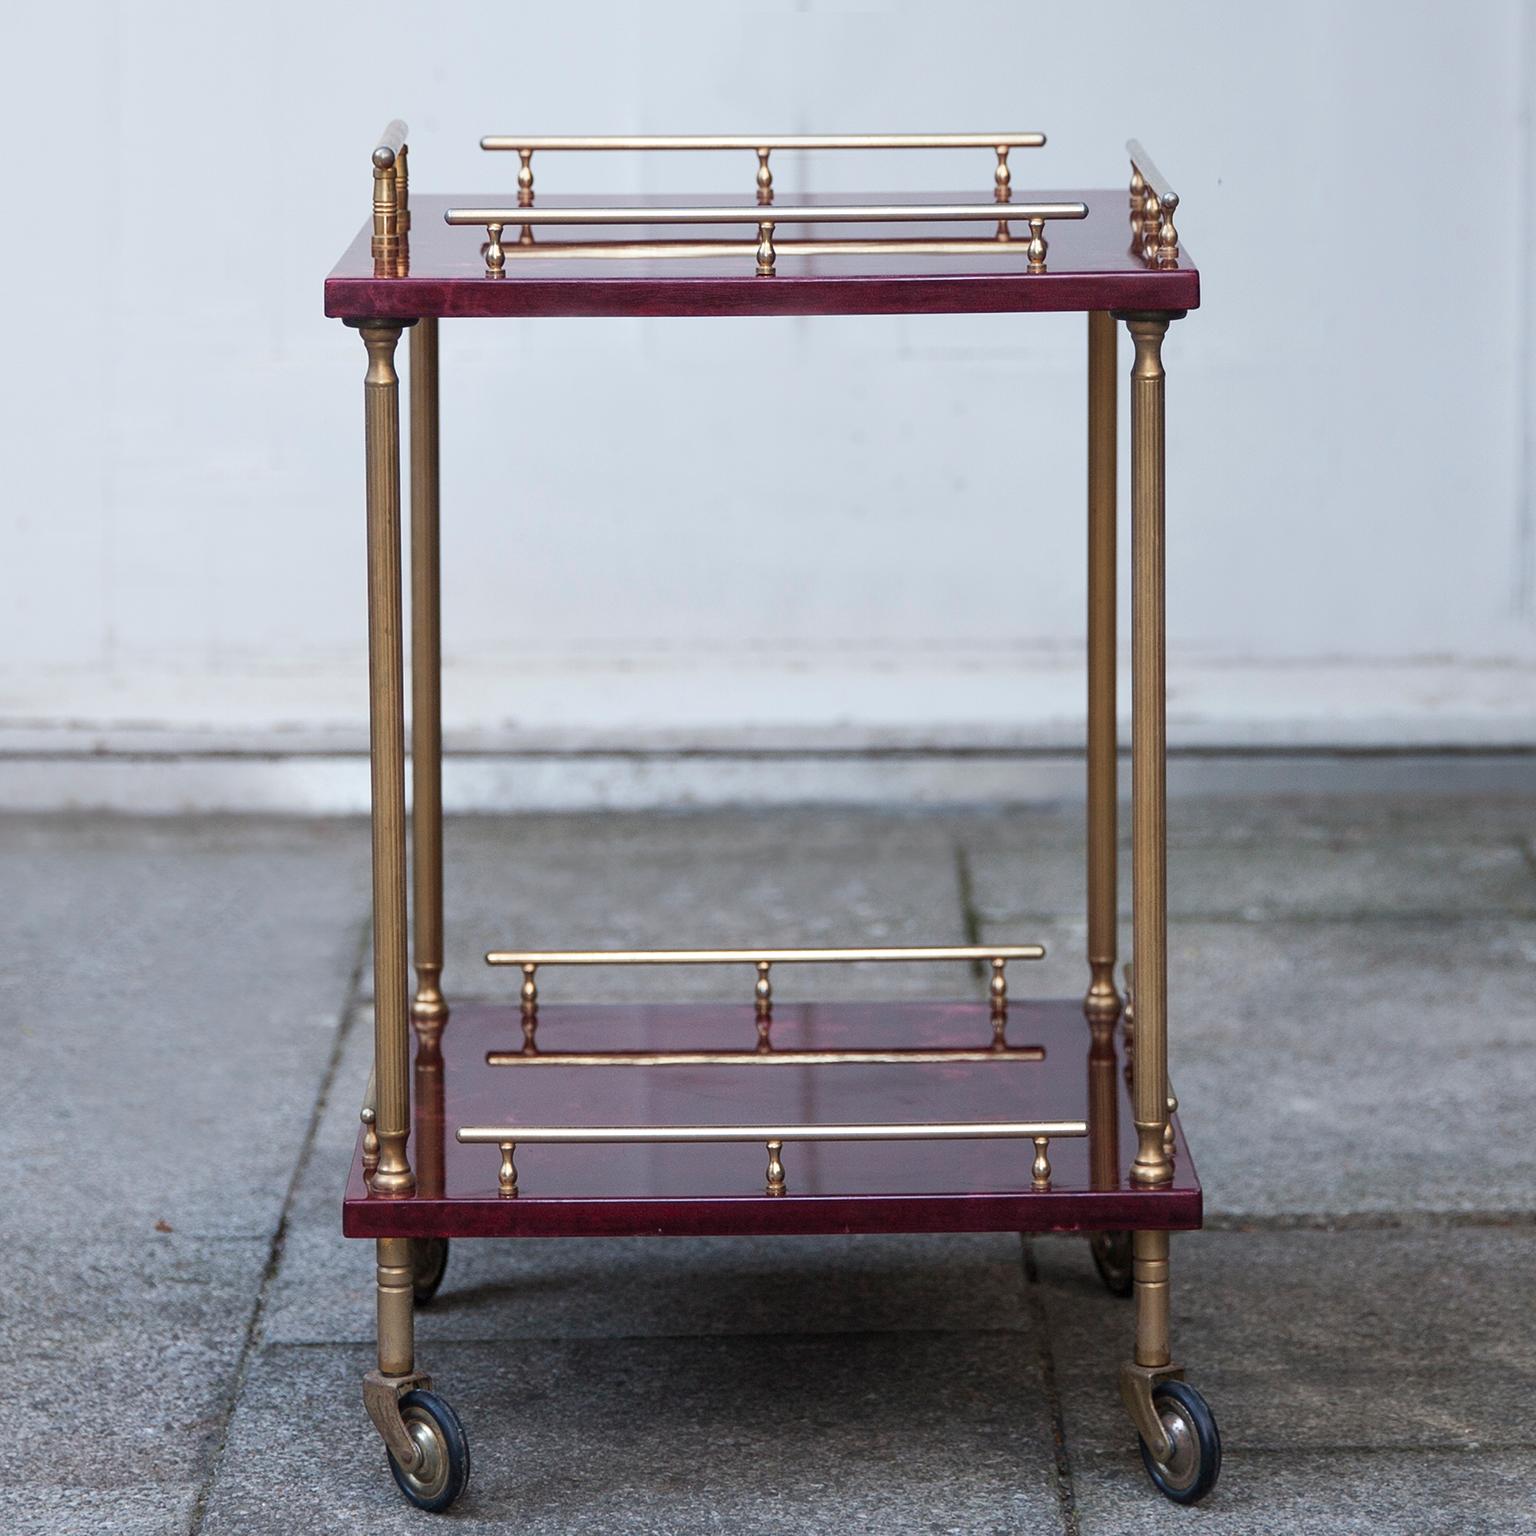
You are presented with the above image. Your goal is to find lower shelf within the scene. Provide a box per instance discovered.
[343,998,1201,1240]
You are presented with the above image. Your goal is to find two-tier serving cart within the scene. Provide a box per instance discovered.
[328,120,1218,1514]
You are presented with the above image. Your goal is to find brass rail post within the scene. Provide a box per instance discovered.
[357,319,416,1201]
[410,316,447,1032]
[1123,310,1177,1388]
[1125,312,1173,1193]
[1085,310,1121,1027]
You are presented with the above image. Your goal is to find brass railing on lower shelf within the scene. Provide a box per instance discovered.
[457,1118,1088,1197]
[486,942,1046,1015]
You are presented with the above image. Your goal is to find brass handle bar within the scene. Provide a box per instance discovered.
[1126,139,1177,209]
[371,120,409,259]
[487,944,1044,966]
[481,133,1046,151]
[447,202,1084,227]
[458,1119,1085,1144]
[373,119,408,169]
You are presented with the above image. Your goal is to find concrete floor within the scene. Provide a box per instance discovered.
[2,797,1534,1534]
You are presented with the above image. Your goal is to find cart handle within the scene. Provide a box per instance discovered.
[1126,139,1179,267]
[370,120,410,258]
[486,943,1045,1014]
[456,1118,1087,1197]
[479,132,1047,208]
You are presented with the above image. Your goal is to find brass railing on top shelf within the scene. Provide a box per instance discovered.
[479,132,1049,206]
[445,199,1088,277]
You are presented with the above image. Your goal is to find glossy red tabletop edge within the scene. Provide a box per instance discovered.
[343,999,1202,1240]
[325,192,1198,320]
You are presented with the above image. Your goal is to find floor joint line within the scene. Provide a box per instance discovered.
[185,912,372,1535]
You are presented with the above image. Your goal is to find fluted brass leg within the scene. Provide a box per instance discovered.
[1085,310,1121,1028]
[410,316,448,1033]
[356,318,415,1199]
[1124,311,1174,1191]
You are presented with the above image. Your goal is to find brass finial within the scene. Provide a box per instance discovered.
[1026,217,1047,272]
[1031,1136,1052,1189]
[765,1140,786,1195]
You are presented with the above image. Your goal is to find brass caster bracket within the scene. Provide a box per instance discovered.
[1119,1359,1184,1465]
[363,1368,433,1470]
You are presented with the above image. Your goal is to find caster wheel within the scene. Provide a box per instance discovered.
[411,1237,450,1305]
[1089,1231,1134,1297]
[387,1389,470,1513]
[1138,1380,1221,1505]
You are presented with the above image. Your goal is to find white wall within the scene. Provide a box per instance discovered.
[2,0,1532,785]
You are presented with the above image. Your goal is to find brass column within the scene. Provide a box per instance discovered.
[356,318,416,1201]
[1123,311,1175,1375]
[410,316,448,1031]
[1124,312,1173,1193]
[1085,310,1121,1026]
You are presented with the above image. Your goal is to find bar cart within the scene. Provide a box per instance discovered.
[329,121,1216,1514]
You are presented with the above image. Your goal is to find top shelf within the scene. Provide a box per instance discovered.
[325,126,1199,321]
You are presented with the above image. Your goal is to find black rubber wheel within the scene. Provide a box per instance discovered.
[387,1389,470,1513]
[411,1237,450,1305]
[1089,1231,1134,1297]
[1138,1380,1221,1505]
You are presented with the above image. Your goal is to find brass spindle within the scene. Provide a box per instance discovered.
[1026,216,1047,272]
[756,220,776,275]
[486,222,506,277]
[517,148,535,206]
[994,144,1011,201]
[1031,1136,1052,1189]
[989,956,1008,1010]
[765,1140,786,1195]
[756,147,772,204]
[498,1142,519,1196]
[754,960,773,1013]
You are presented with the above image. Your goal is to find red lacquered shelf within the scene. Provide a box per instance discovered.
[325,191,1199,322]
[344,999,1201,1240]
